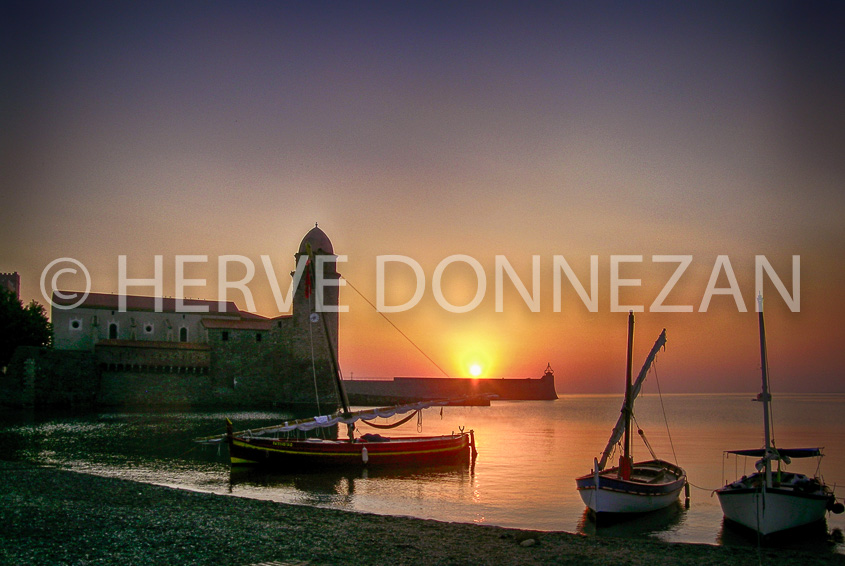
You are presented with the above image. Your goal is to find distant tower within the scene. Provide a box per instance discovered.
[0,272,21,299]
[293,224,341,358]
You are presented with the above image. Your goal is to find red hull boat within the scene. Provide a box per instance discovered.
[228,429,474,468]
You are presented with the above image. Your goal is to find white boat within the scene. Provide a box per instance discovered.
[715,294,843,536]
[576,313,687,516]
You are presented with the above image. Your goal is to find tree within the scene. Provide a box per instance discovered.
[0,288,52,369]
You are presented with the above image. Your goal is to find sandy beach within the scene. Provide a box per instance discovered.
[1,460,842,566]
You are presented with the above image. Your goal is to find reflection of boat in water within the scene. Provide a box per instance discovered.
[229,459,472,493]
[575,313,687,517]
[715,295,843,536]
[196,243,477,470]
[228,459,474,508]
[717,515,835,551]
[577,500,686,537]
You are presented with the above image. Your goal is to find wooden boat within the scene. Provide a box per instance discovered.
[196,400,477,469]
[715,295,843,536]
[228,435,472,468]
[575,313,687,515]
[225,414,474,468]
[196,243,477,470]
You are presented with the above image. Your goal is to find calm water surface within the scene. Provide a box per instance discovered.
[2,394,843,554]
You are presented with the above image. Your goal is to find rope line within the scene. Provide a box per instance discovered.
[632,414,657,460]
[343,277,450,377]
[308,318,323,417]
[652,358,679,466]
[687,480,720,492]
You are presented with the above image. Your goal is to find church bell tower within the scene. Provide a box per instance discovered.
[293,223,341,359]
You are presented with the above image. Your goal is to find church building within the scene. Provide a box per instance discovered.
[44,225,342,409]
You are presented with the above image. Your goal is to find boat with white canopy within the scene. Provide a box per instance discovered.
[716,295,843,535]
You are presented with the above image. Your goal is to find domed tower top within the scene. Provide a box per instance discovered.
[298,223,334,255]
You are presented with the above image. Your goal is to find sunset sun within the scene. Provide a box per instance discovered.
[469,363,483,377]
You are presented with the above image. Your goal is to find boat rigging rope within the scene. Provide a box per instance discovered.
[308,316,323,419]
[343,277,450,378]
[651,358,679,466]
[632,414,657,461]
[633,358,725,493]
[603,442,619,468]
[634,411,718,493]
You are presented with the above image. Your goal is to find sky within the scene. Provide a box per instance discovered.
[2,1,844,394]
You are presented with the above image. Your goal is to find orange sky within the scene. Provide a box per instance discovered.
[2,3,843,393]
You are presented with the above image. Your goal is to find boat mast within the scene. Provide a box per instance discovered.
[306,244,352,417]
[621,310,635,480]
[757,294,773,488]
[598,327,667,471]
[320,308,351,415]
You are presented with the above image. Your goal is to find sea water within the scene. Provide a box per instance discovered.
[2,394,843,554]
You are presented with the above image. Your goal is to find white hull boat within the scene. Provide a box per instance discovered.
[718,470,835,535]
[577,459,686,514]
[715,295,842,535]
[576,313,687,517]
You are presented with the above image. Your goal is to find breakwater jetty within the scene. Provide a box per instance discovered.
[344,366,558,406]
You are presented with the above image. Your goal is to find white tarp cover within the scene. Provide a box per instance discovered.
[245,400,450,434]
[187,399,469,443]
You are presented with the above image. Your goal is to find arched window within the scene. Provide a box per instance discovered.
[179,327,188,342]
[108,323,118,340]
